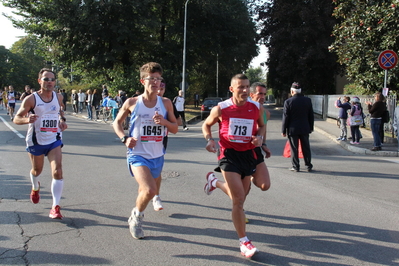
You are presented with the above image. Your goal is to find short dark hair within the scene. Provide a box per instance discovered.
[38,68,56,79]
[231,74,248,84]
[250,82,266,94]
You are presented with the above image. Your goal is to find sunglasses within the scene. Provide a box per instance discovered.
[143,77,164,82]
[41,77,56,82]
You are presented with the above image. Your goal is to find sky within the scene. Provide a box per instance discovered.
[0,5,25,49]
[0,4,267,68]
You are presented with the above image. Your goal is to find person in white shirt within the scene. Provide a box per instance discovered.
[173,90,188,130]
[77,89,86,113]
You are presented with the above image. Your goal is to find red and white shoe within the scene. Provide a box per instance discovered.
[49,205,63,219]
[30,182,40,204]
[204,172,218,195]
[240,240,259,258]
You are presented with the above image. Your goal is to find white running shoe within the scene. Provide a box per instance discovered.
[128,208,144,239]
[240,240,259,258]
[204,172,218,195]
[153,196,163,211]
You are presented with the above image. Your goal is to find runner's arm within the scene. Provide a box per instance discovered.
[13,94,37,125]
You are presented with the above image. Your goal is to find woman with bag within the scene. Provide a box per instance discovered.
[349,97,363,145]
[366,92,386,151]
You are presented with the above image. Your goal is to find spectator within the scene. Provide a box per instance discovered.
[194,93,200,108]
[335,96,351,141]
[92,89,102,120]
[77,89,86,113]
[282,82,314,172]
[101,84,109,98]
[107,95,119,121]
[173,90,188,131]
[366,92,386,151]
[348,97,363,145]
[86,89,93,120]
[61,89,67,111]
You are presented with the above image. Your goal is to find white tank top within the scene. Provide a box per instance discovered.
[26,91,62,146]
[127,95,167,159]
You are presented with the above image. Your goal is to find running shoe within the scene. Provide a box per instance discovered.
[49,205,63,219]
[128,208,144,239]
[153,196,163,211]
[204,172,217,195]
[30,182,40,204]
[240,240,259,258]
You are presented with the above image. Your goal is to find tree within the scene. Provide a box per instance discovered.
[245,67,265,84]
[9,36,47,89]
[0,43,37,91]
[2,0,258,98]
[330,0,399,93]
[252,0,339,98]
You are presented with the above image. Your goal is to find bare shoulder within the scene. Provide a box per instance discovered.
[162,97,173,106]
[122,97,138,111]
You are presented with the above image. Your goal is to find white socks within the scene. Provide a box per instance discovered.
[30,172,40,191]
[51,179,64,207]
[240,236,249,244]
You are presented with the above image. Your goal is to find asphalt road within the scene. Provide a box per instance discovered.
[1,106,399,266]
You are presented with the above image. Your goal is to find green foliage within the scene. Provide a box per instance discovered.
[331,0,399,92]
[343,83,371,95]
[245,67,265,84]
[0,36,46,91]
[2,0,258,98]
[252,0,340,97]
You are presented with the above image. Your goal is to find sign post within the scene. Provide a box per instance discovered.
[378,50,398,88]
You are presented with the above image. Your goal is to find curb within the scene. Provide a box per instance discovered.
[314,126,398,157]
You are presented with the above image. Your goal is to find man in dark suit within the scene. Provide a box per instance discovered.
[282,82,314,172]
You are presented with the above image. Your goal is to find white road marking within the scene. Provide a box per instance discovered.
[0,116,25,138]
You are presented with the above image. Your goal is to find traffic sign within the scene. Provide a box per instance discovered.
[378,50,398,70]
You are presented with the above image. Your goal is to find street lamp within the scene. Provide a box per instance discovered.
[182,0,190,99]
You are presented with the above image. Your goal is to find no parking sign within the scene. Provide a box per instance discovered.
[378,50,398,70]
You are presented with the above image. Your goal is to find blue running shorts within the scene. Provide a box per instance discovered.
[127,155,164,179]
[26,139,63,156]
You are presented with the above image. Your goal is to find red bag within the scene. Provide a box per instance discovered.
[283,140,303,158]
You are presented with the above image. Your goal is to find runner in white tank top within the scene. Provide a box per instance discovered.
[26,91,62,146]
[13,68,68,220]
[112,62,178,239]
[127,94,167,159]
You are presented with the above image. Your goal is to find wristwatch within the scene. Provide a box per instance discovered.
[120,136,128,143]
[207,138,214,142]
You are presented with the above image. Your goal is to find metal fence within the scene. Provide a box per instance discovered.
[308,94,397,136]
